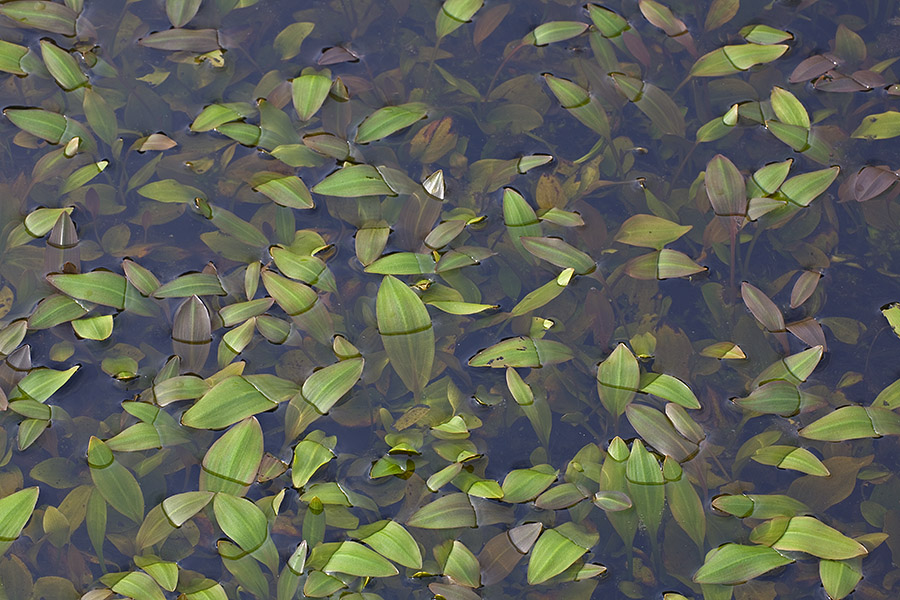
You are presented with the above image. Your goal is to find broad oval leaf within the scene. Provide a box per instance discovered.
[356,103,428,144]
[694,544,793,584]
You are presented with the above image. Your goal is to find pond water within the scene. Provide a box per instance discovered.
[1,0,900,599]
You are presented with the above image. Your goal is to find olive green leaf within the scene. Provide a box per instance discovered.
[436,0,484,39]
[625,249,706,279]
[138,179,207,203]
[712,493,809,519]
[754,516,867,560]
[350,520,422,569]
[799,405,900,441]
[0,487,39,556]
[742,282,784,332]
[10,365,79,403]
[191,103,256,132]
[253,174,314,209]
[626,404,697,462]
[520,236,594,274]
[441,540,480,587]
[307,541,399,577]
[663,457,705,549]
[779,166,840,207]
[87,437,144,523]
[510,268,573,317]
[0,40,28,75]
[72,315,114,341]
[47,271,126,309]
[365,252,437,275]
[0,1,77,35]
[377,276,434,395]
[155,273,225,298]
[274,22,314,60]
[501,465,558,503]
[734,380,801,416]
[851,111,900,140]
[199,417,263,495]
[213,493,269,555]
[639,372,700,409]
[269,247,337,294]
[741,24,792,44]
[527,522,598,585]
[625,439,664,542]
[597,343,639,417]
[166,0,201,27]
[752,345,823,387]
[356,103,428,144]
[407,493,476,529]
[139,29,220,52]
[543,74,609,137]
[819,558,862,600]
[134,555,178,592]
[312,164,396,197]
[690,44,788,77]
[292,68,332,121]
[529,21,588,46]
[615,214,691,250]
[40,40,87,90]
[693,544,793,584]
[611,72,685,137]
[469,336,572,368]
[752,446,830,476]
[60,160,108,195]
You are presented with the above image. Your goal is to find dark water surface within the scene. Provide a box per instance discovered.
[1,0,900,598]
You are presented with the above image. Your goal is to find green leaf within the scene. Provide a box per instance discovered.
[770,86,809,129]
[597,344,639,417]
[530,21,589,46]
[734,380,801,416]
[0,1,77,35]
[307,541,399,577]
[543,74,609,137]
[274,22,315,60]
[712,494,809,519]
[40,40,87,90]
[799,406,900,441]
[693,544,793,584]
[520,236,594,274]
[377,276,434,395]
[436,0,484,39]
[469,336,573,368]
[213,493,268,554]
[510,268,573,317]
[299,358,364,415]
[779,167,840,207]
[663,457,705,549]
[312,164,396,197]
[162,491,215,527]
[4,108,89,147]
[819,558,862,600]
[0,487,39,556]
[752,446,830,476]
[527,523,598,585]
[690,44,788,77]
[407,493,476,529]
[60,160,108,195]
[851,111,900,140]
[501,465,558,503]
[742,282,784,332]
[139,29,220,52]
[199,418,263,495]
[625,439,664,540]
[764,516,867,560]
[639,372,700,409]
[356,103,428,144]
[154,273,225,298]
[72,315,114,340]
[626,404,697,462]
[138,179,207,203]
[166,0,201,27]
[351,520,422,569]
[47,271,126,309]
[625,249,707,279]
[615,214,691,250]
[87,437,145,523]
[253,174,314,209]
[365,252,436,275]
[191,103,256,132]
[0,40,28,75]
[741,24,793,44]
[442,540,480,587]
[292,69,332,121]
[11,366,78,403]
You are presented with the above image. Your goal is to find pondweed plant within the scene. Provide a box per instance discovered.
[0,0,899,598]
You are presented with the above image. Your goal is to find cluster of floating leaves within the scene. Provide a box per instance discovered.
[1,0,900,598]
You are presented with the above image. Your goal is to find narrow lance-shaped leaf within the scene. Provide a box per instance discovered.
[87,437,144,523]
[356,103,428,144]
[0,487,39,556]
[693,544,793,585]
[377,276,434,396]
[597,343,639,417]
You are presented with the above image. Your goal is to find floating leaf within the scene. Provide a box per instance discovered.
[199,418,263,495]
[312,164,396,197]
[851,111,900,140]
[0,487,39,556]
[799,406,900,441]
[690,44,788,77]
[138,179,207,204]
[0,1,77,35]
[758,517,867,560]
[48,271,127,309]
[520,236,594,274]
[40,40,86,90]
[469,336,572,368]
[139,29,220,52]
[527,523,598,585]
[356,103,428,144]
[597,344,639,417]
[694,544,793,584]
[436,0,484,39]
[752,446,830,476]
[742,282,784,332]
[377,276,434,395]
[543,74,609,137]
[615,214,691,250]
[351,520,422,569]
[530,21,588,46]
[87,437,144,523]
